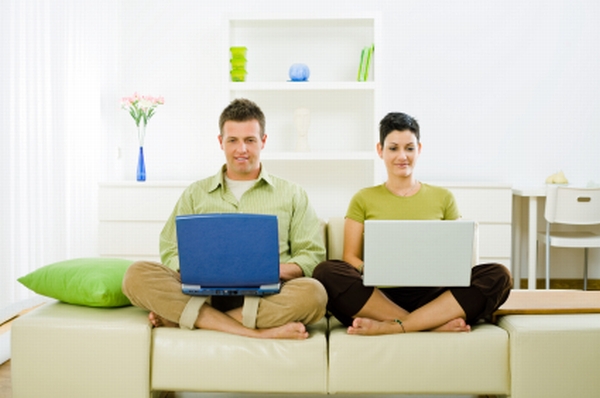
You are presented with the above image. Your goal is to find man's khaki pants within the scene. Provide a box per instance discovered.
[122,261,327,330]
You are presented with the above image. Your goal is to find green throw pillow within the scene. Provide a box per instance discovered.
[18,258,134,307]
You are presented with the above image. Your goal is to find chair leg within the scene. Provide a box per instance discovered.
[583,248,588,291]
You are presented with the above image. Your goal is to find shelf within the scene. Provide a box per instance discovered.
[261,151,375,161]
[230,81,376,91]
[228,14,377,83]
[228,14,378,25]
[99,181,192,188]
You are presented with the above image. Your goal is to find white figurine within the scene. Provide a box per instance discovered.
[294,107,310,152]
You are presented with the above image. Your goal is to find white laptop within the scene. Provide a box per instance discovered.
[362,220,477,287]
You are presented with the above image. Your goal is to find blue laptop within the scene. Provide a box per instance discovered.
[176,213,280,296]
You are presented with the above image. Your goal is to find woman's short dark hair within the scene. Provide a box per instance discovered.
[219,98,266,137]
[379,112,420,146]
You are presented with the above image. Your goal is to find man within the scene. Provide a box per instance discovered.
[122,98,327,340]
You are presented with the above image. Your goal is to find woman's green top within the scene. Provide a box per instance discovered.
[346,183,460,222]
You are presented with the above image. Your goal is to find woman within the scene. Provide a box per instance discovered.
[313,112,512,335]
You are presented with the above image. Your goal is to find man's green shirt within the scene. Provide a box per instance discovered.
[160,166,326,276]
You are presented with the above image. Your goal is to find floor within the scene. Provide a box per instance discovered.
[175,395,484,398]
[0,360,12,398]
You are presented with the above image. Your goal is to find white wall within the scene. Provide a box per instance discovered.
[113,0,600,188]
[385,1,600,187]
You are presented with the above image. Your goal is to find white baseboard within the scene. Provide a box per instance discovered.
[0,330,10,365]
[0,295,47,326]
[0,295,48,365]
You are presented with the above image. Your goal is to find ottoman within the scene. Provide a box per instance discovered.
[11,301,152,398]
[498,313,600,398]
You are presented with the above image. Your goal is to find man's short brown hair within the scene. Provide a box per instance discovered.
[219,98,266,137]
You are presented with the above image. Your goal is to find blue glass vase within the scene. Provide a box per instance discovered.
[136,146,146,181]
[136,122,147,181]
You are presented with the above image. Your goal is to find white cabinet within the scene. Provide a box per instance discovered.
[98,182,512,271]
[227,14,382,218]
[98,182,190,262]
[441,183,513,270]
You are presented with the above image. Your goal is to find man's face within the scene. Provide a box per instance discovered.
[219,119,266,180]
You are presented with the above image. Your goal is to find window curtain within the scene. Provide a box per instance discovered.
[1,0,119,308]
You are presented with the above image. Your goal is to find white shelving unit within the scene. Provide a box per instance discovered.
[227,14,382,218]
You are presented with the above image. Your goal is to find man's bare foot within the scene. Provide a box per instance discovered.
[347,317,400,336]
[149,312,178,328]
[431,317,471,332]
[225,307,243,323]
[256,322,309,340]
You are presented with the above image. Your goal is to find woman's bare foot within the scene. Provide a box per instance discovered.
[431,317,471,332]
[149,312,178,328]
[347,317,400,335]
[256,322,309,340]
[347,317,471,335]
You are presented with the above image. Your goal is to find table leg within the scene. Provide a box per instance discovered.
[512,195,521,289]
[527,196,538,289]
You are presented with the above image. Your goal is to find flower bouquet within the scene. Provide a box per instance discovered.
[121,93,164,181]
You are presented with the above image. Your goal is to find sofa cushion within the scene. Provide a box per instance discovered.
[17,257,133,307]
[327,317,510,395]
[151,317,329,393]
[326,216,345,260]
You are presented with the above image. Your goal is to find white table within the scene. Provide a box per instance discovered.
[512,187,547,289]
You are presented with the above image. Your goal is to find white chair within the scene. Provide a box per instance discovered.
[537,186,600,290]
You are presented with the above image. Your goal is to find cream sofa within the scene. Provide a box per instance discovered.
[11,218,600,398]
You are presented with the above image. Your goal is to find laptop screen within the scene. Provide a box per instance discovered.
[176,213,280,295]
[362,220,475,287]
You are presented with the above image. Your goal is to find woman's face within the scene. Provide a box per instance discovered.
[377,129,422,179]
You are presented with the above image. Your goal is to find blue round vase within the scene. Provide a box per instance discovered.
[289,63,310,82]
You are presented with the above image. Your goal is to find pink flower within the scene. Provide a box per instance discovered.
[121,93,164,127]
